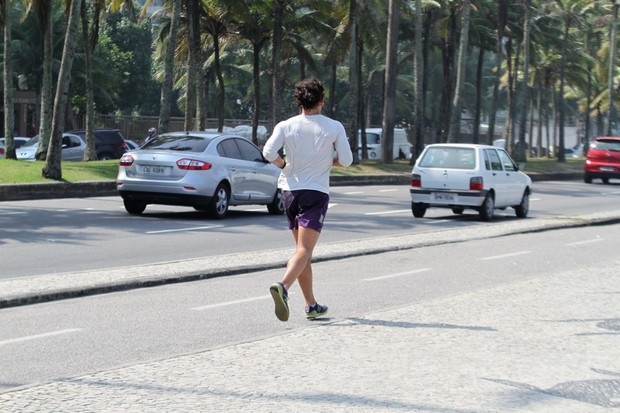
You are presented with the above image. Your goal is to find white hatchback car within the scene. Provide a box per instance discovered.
[410,143,532,221]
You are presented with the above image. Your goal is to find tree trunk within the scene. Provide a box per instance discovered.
[381,0,400,163]
[557,18,569,162]
[184,0,197,131]
[213,33,225,132]
[447,0,471,143]
[516,0,530,163]
[36,0,53,161]
[472,47,484,144]
[348,0,360,164]
[487,0,507,145]
[158,0,182,134]
[606,1,618,135]
[80,0,98,161]
[412,0,424,162]
[43,0,82,180]
[270,1,285,131]
[3,0,15,159]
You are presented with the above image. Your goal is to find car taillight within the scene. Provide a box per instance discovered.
[470,176,483,190]
[177,158,212,170]
[411,173,422,187]
[119,154,134,166]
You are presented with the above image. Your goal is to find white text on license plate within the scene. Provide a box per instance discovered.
[142,165,167,175]
[600,166,615,172]
[431,192,457,202]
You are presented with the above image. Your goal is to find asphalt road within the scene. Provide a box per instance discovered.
[0,222,618,391]
[1,180,619,280]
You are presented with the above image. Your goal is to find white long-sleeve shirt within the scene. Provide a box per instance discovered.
[263,113,353,194]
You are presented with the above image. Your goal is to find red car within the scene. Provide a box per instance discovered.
[584,137,620,184]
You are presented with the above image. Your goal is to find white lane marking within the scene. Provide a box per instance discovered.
[602,191,620,195]
[147,225,224,234]
[427,220,449,224]
[566,238,605,246]
[530,197,541,201]
[344,191,364,195]
[365,209,410,215]
[0,328,81,347]
[480,251,532,261]
[190,293,295,311]
[328,203,337,209]
[364,268,432,282]
[378,189,398,193]
[0,211,27,215]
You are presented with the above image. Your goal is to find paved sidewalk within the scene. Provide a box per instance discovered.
[1,258,619,412]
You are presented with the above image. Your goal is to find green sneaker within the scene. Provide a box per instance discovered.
[305,303,328,320]
[269,282,289,322]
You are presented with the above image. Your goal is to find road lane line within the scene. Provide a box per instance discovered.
[0,329,81,347]
[343,191,364,195]
[146,225,224,234]
[364,268,432,281]
[364,209,410,215]
[378,189,398,193]
[479,251,532,261]
[566,238,605,246]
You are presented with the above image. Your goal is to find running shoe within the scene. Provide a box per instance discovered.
[305,303,328,320]
[269,282,289,322]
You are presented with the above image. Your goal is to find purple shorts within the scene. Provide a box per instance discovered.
[283,190,330,232]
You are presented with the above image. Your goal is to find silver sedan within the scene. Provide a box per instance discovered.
[116,131,285,219]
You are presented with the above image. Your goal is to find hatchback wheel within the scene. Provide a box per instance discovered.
[98,152,113,160]
[514,191,529,218]
[267,189,285,215]
[411,203,427,218]
[479,194,494,221]
[584,173,592,184]
[207,183,230,219]
[124,199,146,215]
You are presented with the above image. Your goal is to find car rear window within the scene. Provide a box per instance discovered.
[141,135,212,152]
[419,147,476,169]
[592,140,620,151]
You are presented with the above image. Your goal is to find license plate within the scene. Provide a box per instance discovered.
[431,192,457,202]
[600,166,615,172]
[141,165,169,175]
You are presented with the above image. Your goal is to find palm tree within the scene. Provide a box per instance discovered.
[515,0,531,162]
[228,0,271,144]
[43,0,82,180]
[2,0,15,159]
[157,0,181,134]
[381,0,400,163]
[486,0,508,145]
[606,0,618,135]
[412,0,424,161]
[447,0,471,143]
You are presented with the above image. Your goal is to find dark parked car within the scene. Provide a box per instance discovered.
[65,128,127,160]
[584,137,620,184]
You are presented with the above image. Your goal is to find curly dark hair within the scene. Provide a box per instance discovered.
[294,78,325,111]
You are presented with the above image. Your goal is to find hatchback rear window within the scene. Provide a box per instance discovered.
[419,147,476,170]
[141,135,212,152]
[592,140,620,151]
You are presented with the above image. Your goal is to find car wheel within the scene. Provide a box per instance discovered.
[124,199,146,215]
[207,183,230,219]
[584,174,592,184]
[98,152,113,160]
[411,202,427,218]
[602,177,610,184]
[479,194,494,221]
[514,191,529,218]
[267,189,285,215]
[452,207,464,215]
